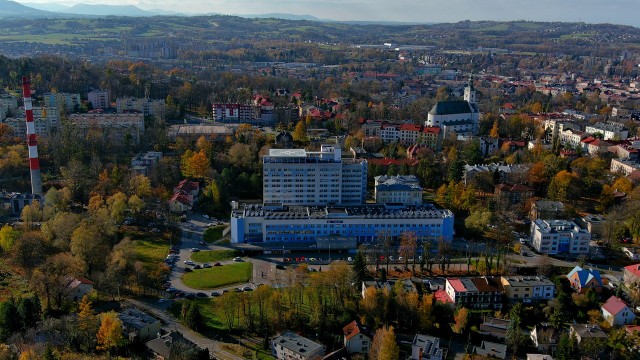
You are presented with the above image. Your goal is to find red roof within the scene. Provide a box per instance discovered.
[169,192,193,205]
[422,126,440,134]
[448,279,466,292]
[399,124,422,132]
[176,179,199,192]
[624,263,640,279]
[502,103,515,110]
[625,325,640,334]
[495,183,534,193]
[434,289,454,304]
[343,321,366,341]
[602,296,629,316]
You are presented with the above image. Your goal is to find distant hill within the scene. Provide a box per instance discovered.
[0,0,54,18]
[65,3,158,17]
[239,13,326,21]
[20,2,69,12]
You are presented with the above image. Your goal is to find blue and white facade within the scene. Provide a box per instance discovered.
[531,219,590,255]
[231,203,454,245]
[263,145,367,206]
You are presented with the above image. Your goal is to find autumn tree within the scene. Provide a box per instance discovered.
[490,120,500,138]
[77,295,98,352]
[31,252,84,310]
[41,212,81,251]
[453,307,469,334]
[128,174,152,198]
[96,311,125,351]
[547,170,581,203]
[181,150,212,179]
[0,224,18,252]
[292,120,307,142]
[70,223,109,273]
[106,191,128,223]
[369,326,399,360]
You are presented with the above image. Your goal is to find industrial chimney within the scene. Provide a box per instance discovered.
[21,76,42,195]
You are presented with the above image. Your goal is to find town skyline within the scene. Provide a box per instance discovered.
[16,0,640,27]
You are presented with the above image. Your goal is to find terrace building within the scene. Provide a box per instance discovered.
[444,277,504,310]
[374,175,423,205]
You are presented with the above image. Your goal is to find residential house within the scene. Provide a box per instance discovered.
[529,200,565,220]
[585,122,629,140]
[494,183,535,206]
[499,276,555,302]
[118,308,161,341]
[569,324,607,344]
[87,90,111,109]
[445,277,504,310]
[608,144,639,161]
[601,295,636,326]
[479,317,510,340]
[168,192,193,213]
[611,158,640,176]
[567,266,604,293]
[473,341,507,359]
[174,179,200,198]
[559,129,588,148]
[130,151,163,176]
[530,324,558,352]
[67,277,94,301]
[0,191,43,216]
[271,331,325,360]
[342,320,371,354]
[581,137,612,155]
[146,331,204,360]
[411,334,443,360]
[623,263,640,287]
[463,164,527,187]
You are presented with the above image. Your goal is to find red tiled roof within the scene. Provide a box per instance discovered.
[502,103,515,110]
[169,192,193,205]
[602,296,629,316]
[399,124,422,132]
[434,289,454,304]
[176,179,199,192]
[368,158,419,167]
[422,126,440,134]
[76,276,94,285]
[448,279,466,292]
[624,263,640,278]
[343,321,365,341]
[625,325,640,334]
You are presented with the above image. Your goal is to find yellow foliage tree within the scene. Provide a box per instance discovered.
[369,326,400,360]
[96,311,125,351]
[489,120,500,138]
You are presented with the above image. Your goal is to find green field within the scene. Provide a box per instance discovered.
[182,262,252,289]
[191,249,239,263]
[203,225,226,243]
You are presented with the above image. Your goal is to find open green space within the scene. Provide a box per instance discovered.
[203,225,226,243]
[182,262,252,289]
[191,249,239,263]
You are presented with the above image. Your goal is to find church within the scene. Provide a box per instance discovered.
[426,76,480,137]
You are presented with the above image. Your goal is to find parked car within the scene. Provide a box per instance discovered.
[203,214,209,219]
[185,294,196,300]
[242,286,253,291]
[203,263,212,268]
[233,257,242,261]
[184,260,195,265]
[192,264,201,269]
[214,262,222,266]
[190,248,200,252]
[211,291,221,297]
[276,265,286,270]
[184,268,193,272]
[234,288,243,293]
[196,292,208,298]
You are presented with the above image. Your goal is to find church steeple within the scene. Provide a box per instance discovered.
[464,73,476,104]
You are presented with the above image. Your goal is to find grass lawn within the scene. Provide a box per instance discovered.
[133,237,169,270]
[191,250,239,263]
[182,262,252,289]
[203,225,226,243]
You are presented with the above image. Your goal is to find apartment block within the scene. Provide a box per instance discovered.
[531,219,590,255]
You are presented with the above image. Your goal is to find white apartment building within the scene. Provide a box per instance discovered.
[68,113,145,144]
[2,106,60,138]
[610,158,640,176]
[559,129,588,148]
[116,97,166,120]
[380,123,400,143]
[0,94,18,114]
[500,276,555,302]
[262,145,367,206]
[87,90,111,109]
[374,175,423,205]
[585,122,629,140]
[531,219,590,255]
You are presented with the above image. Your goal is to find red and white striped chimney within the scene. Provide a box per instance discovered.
[21,76,42,195]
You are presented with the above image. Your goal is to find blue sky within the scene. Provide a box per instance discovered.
[18,0,640,27]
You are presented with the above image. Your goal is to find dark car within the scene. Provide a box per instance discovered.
[185,294,196,300]
[214,262,222,266]
[196,292,208,298]
[192,264,202,269]
[210,291,221,297]
[276,265,286,270]
[184,268,193,272]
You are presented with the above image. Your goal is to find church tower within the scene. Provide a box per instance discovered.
[464,74,476,104]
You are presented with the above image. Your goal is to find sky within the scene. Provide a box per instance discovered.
[17,0,640,27]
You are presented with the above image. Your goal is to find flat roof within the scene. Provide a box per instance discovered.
[272,332,323,356]
[235,203,452,220]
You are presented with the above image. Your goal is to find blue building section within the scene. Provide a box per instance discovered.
[230,203,455,246]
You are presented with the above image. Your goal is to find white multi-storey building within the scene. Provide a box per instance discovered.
[610,158,640,176]
[116,97,166,120]
[0,94,18,116]
[531,219,590,255]
[87,90,111,109]
[585,122,629,140]
[271,332,325,360]
[262,145,367,206]
[2,106,60,138]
